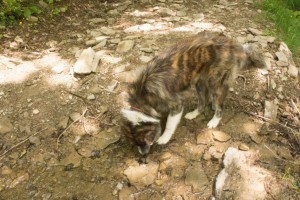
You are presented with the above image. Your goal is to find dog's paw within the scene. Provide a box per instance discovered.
[184,110,199,120]
[156,135,170,145]
[207,116,221,128]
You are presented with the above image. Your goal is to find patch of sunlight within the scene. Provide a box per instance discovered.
[38,53,70,68]
[100,51,122,64]
[172,22,226,33]
[124,22,170,33]
[0,58,37,84]
[129,9,155,17]
[242,122,260,135]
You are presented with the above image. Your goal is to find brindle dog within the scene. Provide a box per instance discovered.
[121,31,266,155]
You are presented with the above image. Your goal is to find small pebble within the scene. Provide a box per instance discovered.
[33,109,39,114]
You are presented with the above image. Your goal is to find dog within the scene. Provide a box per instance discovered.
[121,31,266,155]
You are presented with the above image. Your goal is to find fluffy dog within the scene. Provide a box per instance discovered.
[121,31,266,155]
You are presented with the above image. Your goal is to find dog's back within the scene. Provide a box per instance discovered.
[127,32,265,113]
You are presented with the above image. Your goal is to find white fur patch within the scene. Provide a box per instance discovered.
[157,108,183,144]
[184,108,200,120]
[121,109,159,125]
[207,114,222,128]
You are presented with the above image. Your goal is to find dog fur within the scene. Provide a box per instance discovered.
[121,31,266,155]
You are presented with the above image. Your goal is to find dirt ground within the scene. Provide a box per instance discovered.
[0,0,299,199]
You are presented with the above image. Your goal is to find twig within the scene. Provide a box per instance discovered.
[0,128,48,160]
[244,111,300,136]
[263,144,299,165]
[56,107,88,148]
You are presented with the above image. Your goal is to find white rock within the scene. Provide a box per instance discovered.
[51,65,64,74]
[275,52,288,63]
[73,47,95,74]
[33,109,40,115]
[89,18,106,24]
[100,27,115,35]
[248,28,263,36]
[264,100,278,120]
[91,51,102,72]
[288,65,298,77]
[140,55,153,63]
[116,40,134,53]
[106,80,118,92]
[87,94,96,100]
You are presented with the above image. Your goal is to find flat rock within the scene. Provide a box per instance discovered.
[100,27,115,35]
[212,130,231,142]
[214,147,273,199]
[275,51,288,63]
[9,173,29,188]
[185,164,209,192]
[58,116,69,129]
[106,80,118,92]
[119,186,135,200]
[0,117,14,134]
[87,94,96,100]
[238,143,249,151]
[264,100,278,120]
[196,130,214,145]
[89,18,106,24]
[70,112,81,121]
[124,162,159,189]
[288,65,298,77]
[94,128,121,149]
[73,47,95,74]
[116,40,134,53]
[29,136,41,146]
[60,147,82,168]
[248,28,263,35]
[140,55,153,63]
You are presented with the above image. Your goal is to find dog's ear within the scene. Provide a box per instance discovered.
[121,109,159,125]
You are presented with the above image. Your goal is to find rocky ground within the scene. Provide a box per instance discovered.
[0,0,299,199]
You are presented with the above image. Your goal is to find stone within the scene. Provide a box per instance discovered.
[33,109,39,114]
[119,186,135,200]
[110,38,121,44]
[42,193,52,200]
[196,130,213,145]
[275,52,288,63]
[288,65,298,77]
[116,40,134,53]
[91,51,102,72]
[124,162,159,189]
[70,112,81,121]
[264,100,278,120]
[93,39,107,50]
[276,60,288,67]
[185,164,209,192]
[89,18,106,24]
[236,36,246,44]
[214,148,271,199]
[238,143,249,151]
[250,134,263,144]
[212,130,231,142]
[73,47,95,74]
[85,39,98,46]
[106,80,118,92]
[248,28,263,35]
[60,147,82,168]
[100,27,115,35]
[87,94,96,100]
[0,117,14,134]
[108,9,118,15]
[29,136,41,146]
[39,0,49,9]
[51,65,64,74]
[140,55,153,63]
[58,116,69,129]
[157,7,175,16]
[140,47,153,53]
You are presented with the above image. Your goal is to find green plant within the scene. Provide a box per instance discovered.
[260,0,300,56]
[282,167,300,191]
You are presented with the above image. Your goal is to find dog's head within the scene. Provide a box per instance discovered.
[121,109,161,155]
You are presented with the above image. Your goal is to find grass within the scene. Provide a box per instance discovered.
[259,0,300,56]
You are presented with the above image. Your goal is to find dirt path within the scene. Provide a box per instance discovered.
[0,0,299,199]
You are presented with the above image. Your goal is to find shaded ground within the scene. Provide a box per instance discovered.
[0,0,299,199]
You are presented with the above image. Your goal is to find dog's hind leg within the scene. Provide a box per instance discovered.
[157,105,183,145]
[185,81,207,120]
[207,86,228,128]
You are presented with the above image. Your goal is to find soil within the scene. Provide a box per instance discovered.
[0,0,299,199]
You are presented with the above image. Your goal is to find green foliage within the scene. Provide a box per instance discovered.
[0,0,65,26]
[260,0,300,56]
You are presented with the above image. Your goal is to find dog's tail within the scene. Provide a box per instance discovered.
[242,43,267,69]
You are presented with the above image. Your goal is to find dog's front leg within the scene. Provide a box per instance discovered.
[157,107,183,145]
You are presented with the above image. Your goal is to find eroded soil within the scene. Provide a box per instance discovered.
[0,0,299,199]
